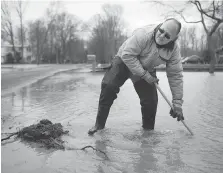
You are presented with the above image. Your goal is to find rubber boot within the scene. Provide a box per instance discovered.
[133,79,158,130]
[88,106,110,135]
[141,106,156,130]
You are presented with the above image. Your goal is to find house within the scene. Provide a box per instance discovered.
[1,42,34,63]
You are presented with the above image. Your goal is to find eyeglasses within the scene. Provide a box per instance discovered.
[158,28,170,40]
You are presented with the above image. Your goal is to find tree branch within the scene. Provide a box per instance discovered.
[176,11,202,23]
[212,1,216,18]
[3,25,10,36]
[151,1,202,23]
[209,21,222,36]
[1,132,18,141]
[192,1,209,33]
[193,0,222,21]
[80,145,109,159]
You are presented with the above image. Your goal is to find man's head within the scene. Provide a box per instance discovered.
[155,18,181,45]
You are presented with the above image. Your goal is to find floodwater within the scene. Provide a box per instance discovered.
[1,70,223,173]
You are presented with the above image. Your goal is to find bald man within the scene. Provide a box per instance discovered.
[88,18,184,135]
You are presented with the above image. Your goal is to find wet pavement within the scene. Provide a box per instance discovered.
[1,70,223,173]
[1,64,89,97]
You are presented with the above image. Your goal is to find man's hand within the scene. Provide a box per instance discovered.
[170,106,184,121]
[142,71,159,84]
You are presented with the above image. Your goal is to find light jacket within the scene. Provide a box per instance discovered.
[115,25,183,108]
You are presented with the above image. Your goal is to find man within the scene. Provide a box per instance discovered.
[88,18,184,135]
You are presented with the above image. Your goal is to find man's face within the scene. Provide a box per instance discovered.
[155,20,179,45]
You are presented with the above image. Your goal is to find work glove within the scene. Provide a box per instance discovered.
[170,106,184,121]
[141,71,159,84]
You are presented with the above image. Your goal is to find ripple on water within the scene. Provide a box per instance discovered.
[1,71,223,173]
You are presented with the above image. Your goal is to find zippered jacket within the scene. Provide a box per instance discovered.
[116,25,183,108]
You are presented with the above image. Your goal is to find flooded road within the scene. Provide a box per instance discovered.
[1,70,223,173]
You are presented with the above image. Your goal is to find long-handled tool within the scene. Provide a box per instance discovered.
[155,83,194,135]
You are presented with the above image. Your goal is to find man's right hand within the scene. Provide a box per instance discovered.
[170,106,184,121]
[141,71,159,84]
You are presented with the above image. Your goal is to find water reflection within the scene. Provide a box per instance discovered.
[94,137,134,173]
[95,140,110,173]
[125,130,186,173]
[1,71,223,173]
[133,131,159,173]
[164,141,185,172]
[11,92,15,107]
[10,87,28,111]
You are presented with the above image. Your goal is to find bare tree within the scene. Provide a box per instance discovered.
[38,2,82,64]
[15,0,28,59]
[88,4,127,63]
[27,2,64,64]
[89,14,107,63]
[188,26,196,50]
[200,33,206,52]
[28,19,47,64]
[179,27,189,57]
[102,4,125,57]
[54,12,81,63]
[45,1,65,64]
[151,0,223,73]
[1,1,16,61]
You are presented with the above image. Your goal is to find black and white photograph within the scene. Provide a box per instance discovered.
[1,0,223,172]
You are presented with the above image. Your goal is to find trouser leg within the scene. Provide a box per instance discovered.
[88,57,130,134]
[94,83,119,129]
[133,79,158,130]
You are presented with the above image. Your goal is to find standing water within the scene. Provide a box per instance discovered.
[1,70,223,173]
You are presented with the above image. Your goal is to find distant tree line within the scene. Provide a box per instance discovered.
[1,0,223,66]
[179,25,223,63]
[1,1,128,64]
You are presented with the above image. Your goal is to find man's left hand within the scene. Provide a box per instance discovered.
[170,107,184,121]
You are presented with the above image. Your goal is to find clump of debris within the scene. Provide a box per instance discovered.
[2,119,109,159]
[2,119,69,149]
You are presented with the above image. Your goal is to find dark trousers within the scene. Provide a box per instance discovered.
[95,57,158,129]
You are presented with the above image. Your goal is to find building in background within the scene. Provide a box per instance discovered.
[1,41,34,64]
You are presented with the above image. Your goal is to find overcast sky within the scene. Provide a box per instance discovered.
[22,0,184,26]
[9,0,205,32]
[5,0,222,40]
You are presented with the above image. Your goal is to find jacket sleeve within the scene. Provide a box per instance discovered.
[121,29,147,77]
[166,44,184,108]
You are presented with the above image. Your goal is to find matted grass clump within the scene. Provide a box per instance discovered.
[2,119,69,149]
[2,119,109,159]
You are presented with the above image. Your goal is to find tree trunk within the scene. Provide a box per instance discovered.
[56,47,60,64]
[11,39,16,63]
[68,40,73,63]
[36,27,40,65]
[207,35,216,73]
[9,24,16,63]
[62,39,66,63]
[20,17,24,60]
